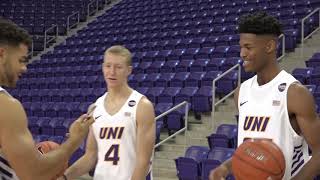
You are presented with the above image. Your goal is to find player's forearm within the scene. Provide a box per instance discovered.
[131,160,150,180]
[222,158,233,174]
[36,138,81,178]
[291,152,320,180]
[64,152,97,179]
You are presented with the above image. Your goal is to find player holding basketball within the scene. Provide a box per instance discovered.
[210,12,320,180]
[0,18,95,180]
[59,45,156,180]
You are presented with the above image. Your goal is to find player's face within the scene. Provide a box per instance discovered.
[0,43,28,88]
[239,33,270,73]
[102,53,132,88]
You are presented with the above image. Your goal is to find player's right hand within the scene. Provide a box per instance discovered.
[68,106,96,142]
[209,164,229,180]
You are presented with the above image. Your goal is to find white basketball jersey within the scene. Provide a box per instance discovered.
[92,90,152,180]
[238,70,310,180]
[0,86,19,180]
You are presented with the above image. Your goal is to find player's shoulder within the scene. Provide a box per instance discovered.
[288,82,310,97]
[0,93,25,126]
[138,96,154,109]
[0,92,22,111]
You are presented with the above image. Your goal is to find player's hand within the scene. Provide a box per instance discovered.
[209,164,229,180]
[55,177,65,180]
[68,105,96,142]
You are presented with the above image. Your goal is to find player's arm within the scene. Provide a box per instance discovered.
[63,127,98,179]
[131,97,155,180]
[0,95,93,180]
[287,83,320,180]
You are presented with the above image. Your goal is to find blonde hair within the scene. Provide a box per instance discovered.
[105,45,132,65]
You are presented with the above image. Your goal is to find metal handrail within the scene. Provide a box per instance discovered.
[44,25,58,50]
[211,64,241,130]
[67,12,80,33]
[87,0,99,18]
[154,101,189,149]
[277,33,285,62]
[301,8,320,43]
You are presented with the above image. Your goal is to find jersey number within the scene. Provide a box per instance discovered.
[105,144,120,165]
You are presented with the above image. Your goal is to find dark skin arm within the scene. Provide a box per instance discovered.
[288,83,320,180]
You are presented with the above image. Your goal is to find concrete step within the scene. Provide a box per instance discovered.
[153,158,176,169]
[189,123,211,131]
[153,177,178,180]
[154,150,184,159]
[159,143,187,152]
[152,167,177,179]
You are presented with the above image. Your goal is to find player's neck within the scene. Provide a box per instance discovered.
[256,63,281,86]
[107,84,132,99]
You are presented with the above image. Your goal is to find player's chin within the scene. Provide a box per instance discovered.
[243,66,255,73]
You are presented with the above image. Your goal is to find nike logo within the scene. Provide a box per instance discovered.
[95,115,102,120]
[240,101,248,106]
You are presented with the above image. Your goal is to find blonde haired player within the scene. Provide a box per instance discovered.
[60,46,155,180]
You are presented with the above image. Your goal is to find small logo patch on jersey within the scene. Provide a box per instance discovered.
[128,100,136,107]
[278,83,287,92]
[272,100,280,106]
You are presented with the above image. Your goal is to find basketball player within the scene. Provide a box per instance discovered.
[59,45,156,180]
[0,18,95,180]
[210,12,320,180]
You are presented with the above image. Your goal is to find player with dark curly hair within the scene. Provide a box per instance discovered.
[210,12,320,180]
[0,18,95,180]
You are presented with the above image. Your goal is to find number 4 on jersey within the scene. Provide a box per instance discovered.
[105,144,120,165]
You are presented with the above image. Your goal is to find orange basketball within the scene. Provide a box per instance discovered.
[231,139,285,180]
[36,141,68,179]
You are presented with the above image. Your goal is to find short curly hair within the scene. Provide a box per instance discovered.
[239,12,282,37]
[0,17,31,47]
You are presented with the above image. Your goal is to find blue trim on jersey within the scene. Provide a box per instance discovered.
[0,157,10,168]
[0,166,12,178]
[291,159,304,175]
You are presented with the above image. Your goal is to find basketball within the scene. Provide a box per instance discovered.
[36,141,68,179]
[231,139,286,180]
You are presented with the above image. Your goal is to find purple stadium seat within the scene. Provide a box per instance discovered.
[158,87,181,104]
[176,60,194,72]
[129,73,147,88]
[170,72,190,87]
[310,67,320,85]
[216,70,238,95]
[146,60,165,73]
[195,47,214,59]
[212,46,230,58]
[207,58,226,71]
[175,146,210,180]
[192,86,212,112]
[136,87,149,95]
[141,73,160,87]
[145,87,165,104]
[156,73,175,87]
[185,72,206,87]
[190,59,209,72]
[292,67,313,84]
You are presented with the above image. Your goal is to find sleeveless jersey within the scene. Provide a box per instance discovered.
[92,90,152,180]
[237,70,310,179]
[0,86,19,180]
